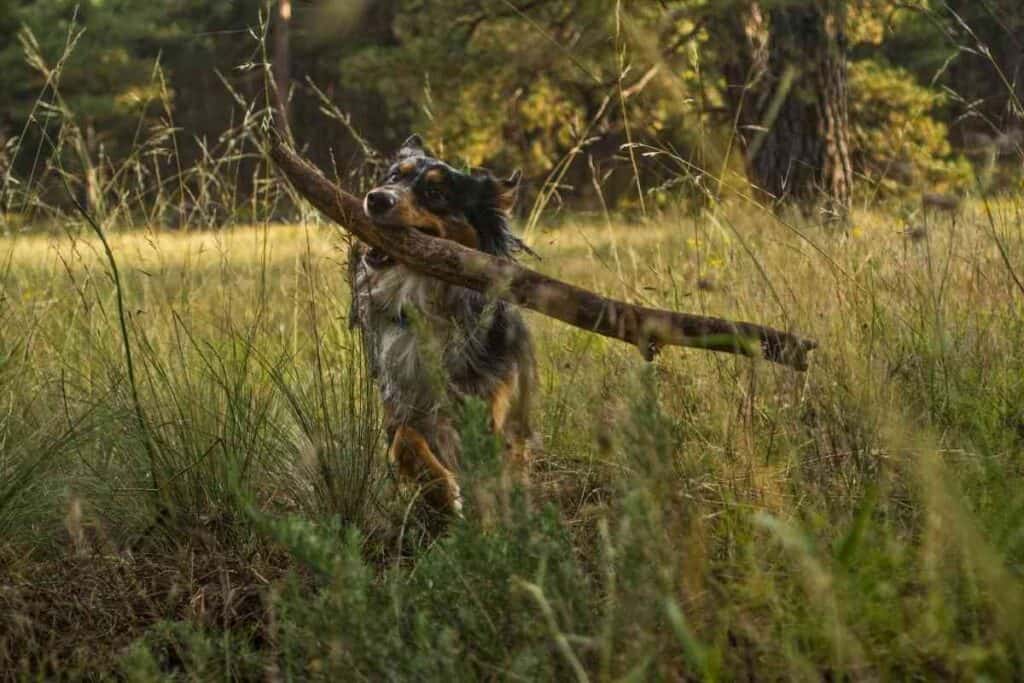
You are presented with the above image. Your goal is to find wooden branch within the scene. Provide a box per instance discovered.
[268,137,817,370]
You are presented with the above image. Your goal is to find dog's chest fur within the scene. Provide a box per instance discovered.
[351,255,513,424]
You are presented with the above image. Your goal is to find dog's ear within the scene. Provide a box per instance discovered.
[467,167,520,213]
[397,134,426,159]
[496,169,522,212]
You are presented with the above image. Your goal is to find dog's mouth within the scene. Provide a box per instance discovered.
[365,247,394,269]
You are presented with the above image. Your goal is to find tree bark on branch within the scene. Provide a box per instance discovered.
[267,137,817,370]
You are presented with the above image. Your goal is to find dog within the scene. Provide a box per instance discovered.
[348,135,536,515]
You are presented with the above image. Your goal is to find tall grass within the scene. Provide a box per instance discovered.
[2,8,1024,681]
[1,195,1023,678]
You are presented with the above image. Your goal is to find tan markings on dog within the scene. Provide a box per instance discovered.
[389,189,479,249]
[504,437,530,485]
[496,177,519,211]
[489,373,517,433]
[398,160,416,175]
[390,425,462,512]
[424,168,445,183]
[442,219,478,249]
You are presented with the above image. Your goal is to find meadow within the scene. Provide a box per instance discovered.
[1,198,1023,680]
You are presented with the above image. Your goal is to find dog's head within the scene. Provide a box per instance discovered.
[363,134,527,258]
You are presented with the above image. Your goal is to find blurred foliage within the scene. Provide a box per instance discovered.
[0,1,165,124]
[849,59,972,194]
[0,0,1021,218]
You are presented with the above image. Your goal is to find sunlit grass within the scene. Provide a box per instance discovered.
[1,200,1023,678]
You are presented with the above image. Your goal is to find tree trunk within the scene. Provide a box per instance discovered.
[273,0,292,124]
[83,120,102,216]
[721,2,853,213]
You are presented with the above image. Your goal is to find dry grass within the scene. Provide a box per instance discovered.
[1,198,1023,679]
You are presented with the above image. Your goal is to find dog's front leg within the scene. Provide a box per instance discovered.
[389,425,463,515]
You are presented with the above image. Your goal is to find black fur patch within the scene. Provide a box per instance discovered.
[378,135,529,259]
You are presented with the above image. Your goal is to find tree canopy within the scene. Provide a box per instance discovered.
[1,0,1021,223]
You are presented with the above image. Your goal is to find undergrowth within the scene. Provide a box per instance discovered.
[0,200,1022,680]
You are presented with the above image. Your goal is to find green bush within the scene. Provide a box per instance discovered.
[849,59,972,196]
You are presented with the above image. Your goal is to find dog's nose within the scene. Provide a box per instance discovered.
[365,190,396,217]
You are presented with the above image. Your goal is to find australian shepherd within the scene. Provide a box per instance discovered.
[348,135,536,515]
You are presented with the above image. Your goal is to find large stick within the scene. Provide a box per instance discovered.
[268,138,817,370]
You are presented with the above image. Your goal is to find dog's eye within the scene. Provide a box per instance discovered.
[386,173,400,183]
[423,188,445,202]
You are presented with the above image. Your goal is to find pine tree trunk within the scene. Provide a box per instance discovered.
[82,119,104,218]
[721,2,852,213]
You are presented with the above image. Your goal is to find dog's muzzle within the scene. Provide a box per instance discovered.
[365,189,397,218]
